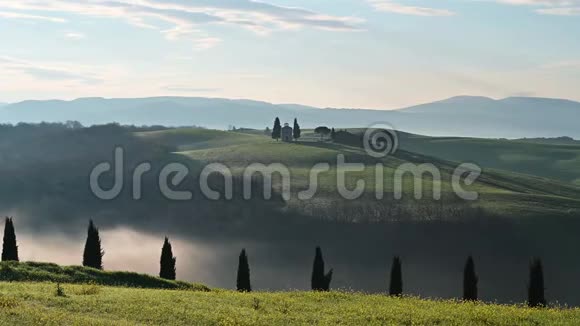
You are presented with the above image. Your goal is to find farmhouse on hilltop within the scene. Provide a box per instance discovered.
[281,123,293,142]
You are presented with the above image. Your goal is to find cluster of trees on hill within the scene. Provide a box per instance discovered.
[0,217,548,307]
[270,117,338,142]
[271,118,302,141]
[314,126,336,141]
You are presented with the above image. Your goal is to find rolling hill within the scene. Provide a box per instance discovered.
[399,134,580,186]
[2,122,578,221]
[1,95,579,139]
[137,127,580,219]
[2,124,580,304]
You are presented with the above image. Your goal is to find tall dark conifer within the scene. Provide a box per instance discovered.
[323,269,333,291]
[82,220,104,270]
[272,118,281,141]
[236,249,251,292]
[159,237,177,280]
[1,217,19,262]
[389,256,403,296]
[311,246,333,291]
[528,258,546,308]
[293,118,301,140]
[463,256,478,301]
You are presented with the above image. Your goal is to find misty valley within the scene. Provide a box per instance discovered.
[1,122,580,307]
[3,2,580,323]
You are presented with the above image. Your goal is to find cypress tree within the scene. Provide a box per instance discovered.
[236,249,251,292]
[159,237,177,280]
[330,128,336,141]
[389,256,403,296]
[82,220,104,270]
[272,117,281,141]
[323,268,333,291]
[311,246,333,291]
[463,256,478,301]
[528,258,546,308]
[1,217,19,262]
[293,118,301,140]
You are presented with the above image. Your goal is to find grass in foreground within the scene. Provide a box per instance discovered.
[0,282,578,325]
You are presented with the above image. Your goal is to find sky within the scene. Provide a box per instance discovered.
[0,0,579,109]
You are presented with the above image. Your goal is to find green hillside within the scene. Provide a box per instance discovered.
[0,262,208,291]
[399,134,580,186]
[0,281,578,325]
[135,128,580,218]
[135,128,269,151]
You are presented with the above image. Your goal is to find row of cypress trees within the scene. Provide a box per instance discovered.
[1,218,179,281]
[1,217,547,307]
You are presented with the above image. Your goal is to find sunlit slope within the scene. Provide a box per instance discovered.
[399,135,580,186]
[135,128,269,151]
[136,128,580,218]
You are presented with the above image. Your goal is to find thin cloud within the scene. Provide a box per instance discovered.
[492,0,580,15]
[540,60,580,69]
[536,6,580,14]
[367,1,455,16]
[163,86,223,93]
[193,37,222,50]
[494,0,580,5]
[0,11,66,23]
[65,32,86,40]
[0,0,363,47]
[0,56,103,84]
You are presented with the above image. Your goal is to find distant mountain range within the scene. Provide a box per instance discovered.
[1,95,578,139]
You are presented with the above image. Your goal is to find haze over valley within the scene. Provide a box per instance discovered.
[1,0,579,322]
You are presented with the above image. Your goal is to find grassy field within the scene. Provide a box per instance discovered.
[0,281,578,325]
[135,128,580,218]
[135,128,269,152]
[1,261,578,325]
[398,134,580,186]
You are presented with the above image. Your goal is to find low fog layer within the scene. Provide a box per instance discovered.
[7,216,580,306]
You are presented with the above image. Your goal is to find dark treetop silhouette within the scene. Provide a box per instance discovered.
[1,217,19,262]
[463,256,478,301]
[528,258,546,308]
[293,118,301,140]
[272,117,281,141]
[389,256,403,296]
[311,246,333,291]
[83,220,104,270]
[237,249,252,292]
[160,237,177,280]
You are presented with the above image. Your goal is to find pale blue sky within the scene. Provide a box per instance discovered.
[0,0,579,108]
